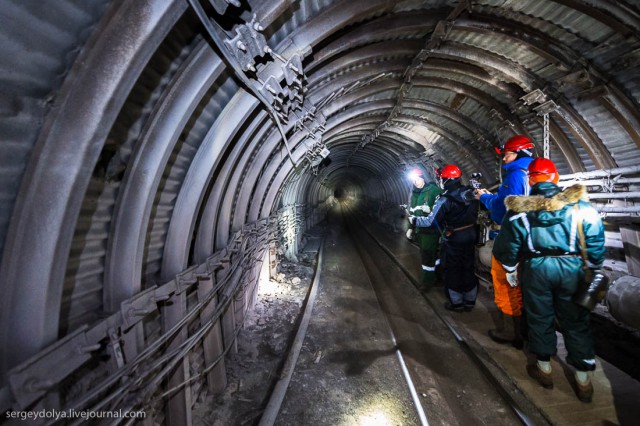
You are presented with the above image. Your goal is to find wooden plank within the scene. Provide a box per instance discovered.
[197,275,227,395]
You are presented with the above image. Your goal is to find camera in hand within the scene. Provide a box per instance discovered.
[469,172,483,189]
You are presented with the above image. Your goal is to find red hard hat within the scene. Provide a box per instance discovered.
[437,164,462,179]
[528,158,559,184]
[411,168,424,178]
[494,135,534,155]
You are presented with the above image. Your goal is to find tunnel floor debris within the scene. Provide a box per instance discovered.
[193,259,314,426]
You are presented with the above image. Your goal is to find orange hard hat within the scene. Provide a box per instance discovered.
[528,157,559,184]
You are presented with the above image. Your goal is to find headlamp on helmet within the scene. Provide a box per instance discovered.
[408,168,425,182]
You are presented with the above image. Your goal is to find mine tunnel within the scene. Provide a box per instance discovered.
[1,0,640,424]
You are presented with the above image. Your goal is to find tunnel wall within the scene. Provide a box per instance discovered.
[1,0,640,421]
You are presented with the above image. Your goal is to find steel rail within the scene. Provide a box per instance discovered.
[344,206,538,426]
[257,235,326,426]
[344,218,430,426]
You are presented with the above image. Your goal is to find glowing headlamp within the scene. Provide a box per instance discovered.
[407,168,424,182]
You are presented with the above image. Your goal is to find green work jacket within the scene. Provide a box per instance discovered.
[410,182,442,234]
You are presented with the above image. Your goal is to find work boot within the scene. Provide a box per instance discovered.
[511,315,524,349]
[489,313,524,349]
[527,364,553,389]
[575,380,594,403]
[444,301,464,312]
[488,328,514,344]
[418,284,431,294]
[488,312,515,344]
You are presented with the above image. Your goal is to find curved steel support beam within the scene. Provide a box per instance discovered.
[104,41,223,312]
[161,90,257,280]
[306,10,444,73]
[423,45,616,168]
[554,104,617,169]
[544,117,583,172]
[0,0,186,379]
[317,100,492,179]
[198,112,269,255]
[304,17,616,168]
[184,0,403,256]
[319,72,522,138]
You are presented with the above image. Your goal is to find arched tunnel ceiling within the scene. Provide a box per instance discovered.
[0,0,639,376]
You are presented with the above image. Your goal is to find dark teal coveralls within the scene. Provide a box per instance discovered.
[493,182,605,371]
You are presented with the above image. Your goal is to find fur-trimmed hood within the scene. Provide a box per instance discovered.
[505,184,588,213]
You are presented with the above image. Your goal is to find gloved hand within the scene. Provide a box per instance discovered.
[418,204,430,214]
[474,188,490,200]
[410,204,431,214]
[406,229,415,241]
[506,271,519,287]
[408,216,416,225]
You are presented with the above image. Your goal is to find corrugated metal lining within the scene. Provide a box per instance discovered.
[451,30,554,79]
[60,16,200,333]
[554,118,598,172]
[575,97,634,168]
[350,89,399,109]
[435,139,477,171]
[476,4,586,56]
[267,0,336,49]
[527,2,614,43]
[611,55,640,109]
[145,73,240,283]
[0,0,110,257]
[405,83,502,170]
[60,180,117,335]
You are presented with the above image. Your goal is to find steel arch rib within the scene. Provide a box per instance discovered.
[161,90,257,280]
[196,112,270,256]
[162,0,397,278]
[0,0,186,377]
[104,42,224,312]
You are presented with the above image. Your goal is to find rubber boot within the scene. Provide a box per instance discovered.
[488,312,516,344]
[421,270,436,292]
[527,363,553,389]
[511,315,524,349]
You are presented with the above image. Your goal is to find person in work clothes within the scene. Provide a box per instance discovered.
[406,168,443,291]
[474,134,535,348]
[492,158,605,403]
[410,165,480,312]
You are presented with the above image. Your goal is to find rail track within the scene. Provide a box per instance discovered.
[257,204,549,425]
